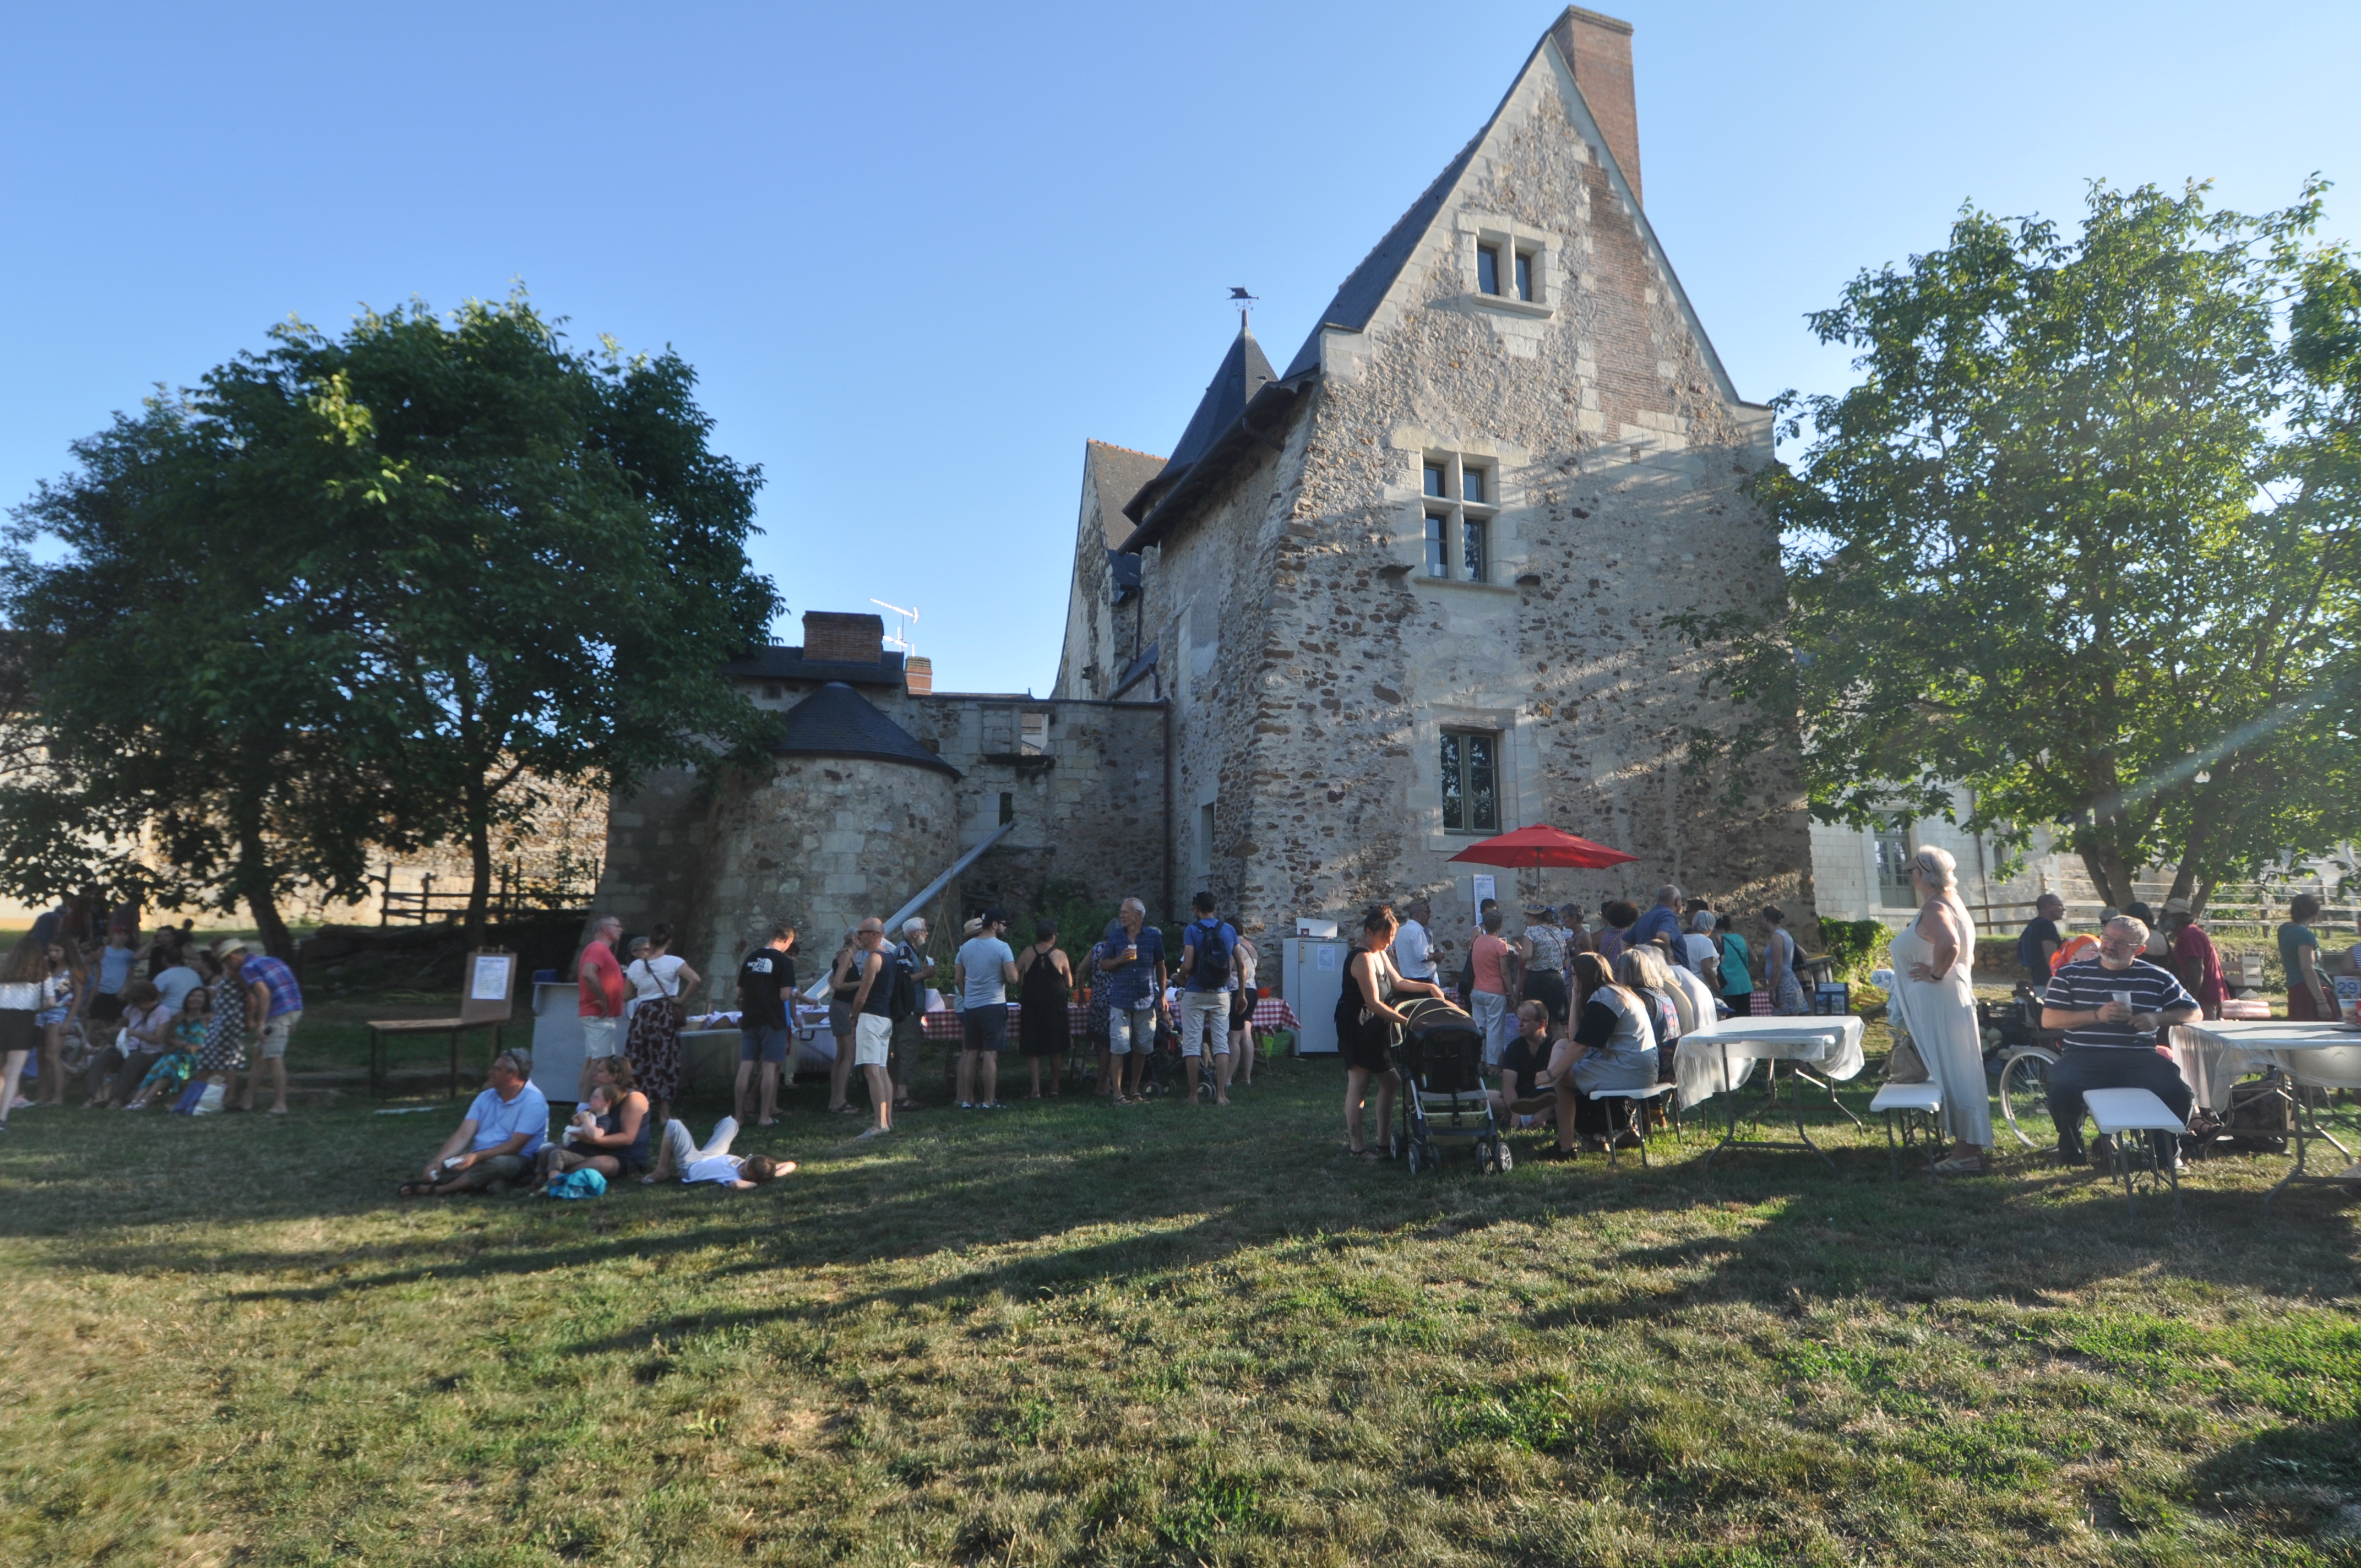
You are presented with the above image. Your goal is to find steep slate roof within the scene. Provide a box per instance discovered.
[723,646,907,688]
[1123,325,1277,525]
[775,682,960,778]
[1086,440,1166,549]
[1278,130,1488,381]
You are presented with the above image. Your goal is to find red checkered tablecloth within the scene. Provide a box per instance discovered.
[916,997,1299,1042]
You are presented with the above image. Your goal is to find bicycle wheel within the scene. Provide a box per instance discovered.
[1995,1047,2057,1150]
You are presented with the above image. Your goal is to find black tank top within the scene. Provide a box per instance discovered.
[857,950,894,1018]
[1020,946,1069,1010]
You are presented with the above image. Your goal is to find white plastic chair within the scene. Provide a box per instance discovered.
[2084,1088,2186,1219]
[1869,1080,1943,1181]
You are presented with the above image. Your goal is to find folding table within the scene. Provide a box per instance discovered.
[1677,1016,1867,1172]
[2170,1020,2361,1214]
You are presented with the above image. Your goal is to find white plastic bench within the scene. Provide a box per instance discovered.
[2085,1087,2186,1219]
[1869,1080,1944,1180]
[1590,1082,1677,1167]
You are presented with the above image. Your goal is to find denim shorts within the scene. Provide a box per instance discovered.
[739,1025,788,1064]
[34,1007,66,1028]
[962,1005,1009,1052]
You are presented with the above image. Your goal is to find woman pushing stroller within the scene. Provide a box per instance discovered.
[1341,903,1446,1160]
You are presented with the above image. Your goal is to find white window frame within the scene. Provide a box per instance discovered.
[1419,449,1500,585]
[1459,215,1557,318]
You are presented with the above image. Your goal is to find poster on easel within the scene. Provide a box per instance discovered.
[460,950,516,1026]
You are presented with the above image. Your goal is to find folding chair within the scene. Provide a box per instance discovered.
[2084,1087,2185,1220]
[1590,1082,1677,1168]
[1869,1080,1944,1181]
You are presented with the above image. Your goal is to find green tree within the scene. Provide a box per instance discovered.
[4,292,780,951]
[1679,182,2361,911]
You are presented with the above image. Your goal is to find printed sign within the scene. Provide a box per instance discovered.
[1315,944,1339,972]
[470,952,515,1003]
[1471,874,1496,910]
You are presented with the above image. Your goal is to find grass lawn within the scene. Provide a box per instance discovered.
[3,1042,2358,1567]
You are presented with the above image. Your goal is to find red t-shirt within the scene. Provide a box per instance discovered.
[1471,933,1511,997]
[2170,923,2226,1007]
[578,940,627,1019]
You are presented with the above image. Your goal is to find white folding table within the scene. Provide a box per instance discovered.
[1678,1016,1867,1172]
[2169,1020,2361,1213]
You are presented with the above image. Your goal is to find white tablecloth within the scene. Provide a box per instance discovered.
[2170,1020,2361,1111]
[1674,1015,1866,1110]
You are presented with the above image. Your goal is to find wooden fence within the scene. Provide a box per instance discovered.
[377,859,600,926]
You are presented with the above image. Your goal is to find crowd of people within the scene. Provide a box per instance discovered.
[0,891,304,1133]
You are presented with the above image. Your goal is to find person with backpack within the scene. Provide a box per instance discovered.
[844,919,899,1141]
[1176,892,1239,1106]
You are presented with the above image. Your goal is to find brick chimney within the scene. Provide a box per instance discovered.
[904,655,934,695]
[802,611,884,666]
[1553,7,1641,206]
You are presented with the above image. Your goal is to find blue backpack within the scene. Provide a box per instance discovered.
[547,1168,607,1200]
[1191,919,1237,989]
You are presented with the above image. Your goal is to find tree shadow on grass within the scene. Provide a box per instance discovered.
[6,1069,2357,1330]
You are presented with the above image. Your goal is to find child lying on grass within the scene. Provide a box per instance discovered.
[643,1115,795,1191]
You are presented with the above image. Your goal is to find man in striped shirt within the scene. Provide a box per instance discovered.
[2040,916,2200,1167]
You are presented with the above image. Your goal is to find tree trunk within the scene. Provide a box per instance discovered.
[246,884,294,962]
[463,777,492,951]
[2075,836,2138,911]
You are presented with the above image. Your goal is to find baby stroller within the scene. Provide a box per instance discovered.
[1392,997,1511,1175]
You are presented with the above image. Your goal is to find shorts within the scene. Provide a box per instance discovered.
[739,1025,788,1064]
[1106,1004,1154,1055]
[34,1007,66,1028]
[1229,989,1253,1029]
[828,1001,854,1039]
[458,1153,531,1183]
[1342,1016,1398,1075]
[961,1005,1009,1053]
[579,1015,621,1059]
[853,1012,893,1068]
[258,1010,301,1060]
[1178,990,1230,1058]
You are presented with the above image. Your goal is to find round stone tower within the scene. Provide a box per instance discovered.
[692,683,960,1000]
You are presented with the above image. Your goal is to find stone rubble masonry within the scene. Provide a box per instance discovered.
[1052,17,1818,961]
[596,680,1166,1000]
[599,11,1820,992]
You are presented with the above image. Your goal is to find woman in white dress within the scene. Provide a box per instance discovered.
[1890,846,1992,1174]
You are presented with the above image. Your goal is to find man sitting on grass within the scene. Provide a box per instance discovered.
[644,1115,795,1190]
[2040,916,2201,1170]
[1493,1000,1557,1131]
[400,1052,549,1196]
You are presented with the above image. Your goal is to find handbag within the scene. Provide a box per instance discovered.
[1884,1017,1930,1084]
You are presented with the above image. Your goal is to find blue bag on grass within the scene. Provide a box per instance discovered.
[547,1168,607,1200]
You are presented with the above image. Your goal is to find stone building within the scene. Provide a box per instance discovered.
[596,7,1821,1000]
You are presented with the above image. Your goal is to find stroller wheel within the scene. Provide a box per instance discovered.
[1419,1139,1441,1174]
[1406,1140,1425,1175]
[1493,1138,1514,1173]
[1388,1125,1403,1161]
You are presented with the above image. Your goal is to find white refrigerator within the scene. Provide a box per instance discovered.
[1282,922,1348,1054]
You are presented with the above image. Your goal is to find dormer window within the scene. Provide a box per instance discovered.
[1460,217,1553,315]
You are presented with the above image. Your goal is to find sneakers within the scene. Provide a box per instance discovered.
[853,1124,890,1140]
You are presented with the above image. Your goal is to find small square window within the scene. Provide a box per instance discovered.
[1460,517,1487,583]
[1462,467,1484,504]
[1424,513,1448,578]
[1514,251,1533,302]
[1477,245,1500,296]
[999,791,1016,825]
[1423,462,1445,499]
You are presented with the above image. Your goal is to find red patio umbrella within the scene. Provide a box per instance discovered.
[1445,824,1638,871]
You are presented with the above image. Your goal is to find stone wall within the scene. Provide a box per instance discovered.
[683,756,960,1005]
[1098,38,1818,963]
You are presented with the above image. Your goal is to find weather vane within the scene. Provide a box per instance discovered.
[1230,286,1258,330]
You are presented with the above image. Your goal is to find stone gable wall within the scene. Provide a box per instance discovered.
[1139,65,1816,960]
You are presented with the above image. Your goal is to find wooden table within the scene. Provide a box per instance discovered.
[367,1016,507,1098]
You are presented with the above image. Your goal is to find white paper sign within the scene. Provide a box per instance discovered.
[470,953,514,1002]
[1471,874,1496,908]
[1315,944,1339,972]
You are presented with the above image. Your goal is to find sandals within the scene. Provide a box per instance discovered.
[396,1182,433,1198]
[1932,1153,1991,1176]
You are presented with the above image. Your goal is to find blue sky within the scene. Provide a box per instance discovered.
[4,1,2354,695]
